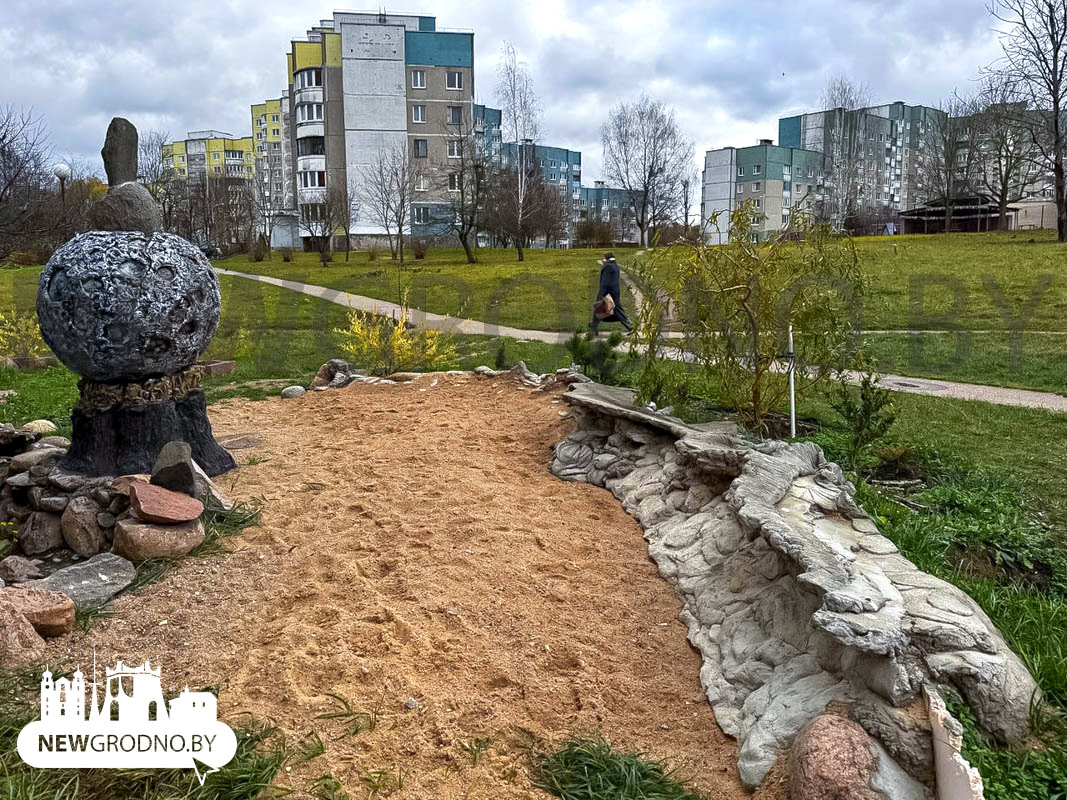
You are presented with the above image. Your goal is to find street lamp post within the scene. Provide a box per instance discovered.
[53,163,71,204]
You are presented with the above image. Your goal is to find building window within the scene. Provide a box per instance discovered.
[415,175,428,192]
[178,155,185,163]
[212,152,219,160]
[296,103,323,122]
[271,142,280,151]
[737,166,745,176]
[213,166,220,174]
[296,68,322,89]
[736,184,743,194]
[414,206,430,224]
[272,128,279,137]
[447,140,460,158]
[446,70,462,90]
[271,114,279,122]
[297,136,325,156]
[411,69,426,89]
[448,105,463,125]
[448,173,459,191]
[753,164,762,175]
[412,104,426,123]
[754,198,762,208]
[298,170,326,188]
[808,168,814,178]
[413,139,428,158]
[753,181,761,192]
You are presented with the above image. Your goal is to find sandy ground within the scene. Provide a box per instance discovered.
[45,374,787,799]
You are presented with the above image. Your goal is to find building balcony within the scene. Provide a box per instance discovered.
[293,86,323,105]
[297,154,326,172]
[296,122,324,139]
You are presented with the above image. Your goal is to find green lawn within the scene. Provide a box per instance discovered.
[215,246,635,333]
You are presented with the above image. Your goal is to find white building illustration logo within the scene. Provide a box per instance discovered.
[17,658,237,784]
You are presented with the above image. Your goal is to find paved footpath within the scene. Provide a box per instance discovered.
[215,267,1067,414]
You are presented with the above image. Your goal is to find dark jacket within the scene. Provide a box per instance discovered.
[598,260,622,306]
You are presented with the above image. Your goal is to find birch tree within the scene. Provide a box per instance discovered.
[916,95,978,232]
[973,76,1041,228]
[820,76,872,230]
[496,43,543,261]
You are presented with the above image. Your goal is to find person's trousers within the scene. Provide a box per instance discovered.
[590,303,632,333]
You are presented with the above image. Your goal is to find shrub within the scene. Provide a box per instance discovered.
[335,298,458,376]
[494,340,509,370]
[4,248,51,267]
[280,247,293,263]
[0,311,50,360]
[567,330,624,384]
[367,244,378,261]
[249,237,267,263]
[829,369,897,471]
[412,238,428,260]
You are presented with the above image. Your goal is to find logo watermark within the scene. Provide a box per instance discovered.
[17,657,237,784]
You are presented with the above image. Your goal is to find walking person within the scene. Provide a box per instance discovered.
[590,252,632,334]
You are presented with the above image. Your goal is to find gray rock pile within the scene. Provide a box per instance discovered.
[550,382,1035,797]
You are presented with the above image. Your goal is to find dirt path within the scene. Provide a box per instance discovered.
[45,375,785,799]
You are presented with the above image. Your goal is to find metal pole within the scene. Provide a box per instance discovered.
[787,324,797,438]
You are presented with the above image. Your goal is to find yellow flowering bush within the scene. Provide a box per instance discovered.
[0,310,50,360]
[335,301,457,377]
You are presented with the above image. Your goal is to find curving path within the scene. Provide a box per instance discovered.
[215,267,1067,413]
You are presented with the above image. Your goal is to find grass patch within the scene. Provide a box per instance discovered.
[314,693,379,740]
[0,668,288,800]
[534,736,704,800]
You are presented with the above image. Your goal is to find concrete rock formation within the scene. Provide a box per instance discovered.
[550,381,1038,791]
[88,181,162,235]
[37,231,220,382]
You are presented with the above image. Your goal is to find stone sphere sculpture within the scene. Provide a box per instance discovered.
[32,116,236,478]
[37,231,220,382]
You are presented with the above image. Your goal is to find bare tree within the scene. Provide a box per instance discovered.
[916,95,978,232]
[248,155,290,257]
[441,117,489,263]
[138,130,170,197]
[820,76,873,230]
[680,167,699,235]
[496,43,543,261]
[361,143,420,265]
[300,184,348,264]
[0,106,55,259]
[988,0,1067,240]
[339,175,361,261]
[601,95,693,246]
[973,76,1041,228]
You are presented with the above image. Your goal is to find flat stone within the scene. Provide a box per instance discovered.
[191,459,234,510]
[29,552,135,609]
[0,555,43,583]
[37,495,69,513]
[0,586,75,637]
[150,441,196,497]
[9,447,62,474]
[38,436,71,449]
[129,482,203,524]
[281,385,306,399]
[113,517,205,561]
[19,511,64,555]
[199,360,236,375]
[61,496,107,557]
[49,469,87,492]
[112,474,150,495]
[0,598,46,667]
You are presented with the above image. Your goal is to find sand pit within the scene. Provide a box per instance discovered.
[44,374,787,799]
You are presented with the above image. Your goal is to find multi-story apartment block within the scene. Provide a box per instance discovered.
[577,181,640,244]
[474,104,502,161]
[276,11,489,248]
[778,101,941,221]
[701,140,825,243]
[251,98,297,245]
[162,131,255,183]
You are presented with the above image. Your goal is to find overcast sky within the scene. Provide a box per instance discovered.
[2,0,1004,183]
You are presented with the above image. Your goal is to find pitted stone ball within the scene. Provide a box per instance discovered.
[36,231,221,382]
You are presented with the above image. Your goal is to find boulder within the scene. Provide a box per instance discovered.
[1,586,75,637]
[281,385,306,399]
[100,117,138,185]
[0,598,46,667]
[0,555,43,583]
[19,511,64,555]
[61,496,107,557]
[87,181,162,235]
[790,715,882,800]
[191,460,234,510]
[29,552,135,609]
[21,420,58,435]
[0,423,38,457]
[38,436,71,449]
[150,441,196,497]
[113,517,205,561]
[129,482,203,524]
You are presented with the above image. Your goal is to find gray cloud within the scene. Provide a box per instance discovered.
[1,0,1003,182]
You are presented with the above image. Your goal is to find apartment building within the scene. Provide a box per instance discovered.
[577,181,639,244]
[274,11,498,248]
[701,140,825,243]
[162,131,255,182]
[778,101,940,221]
